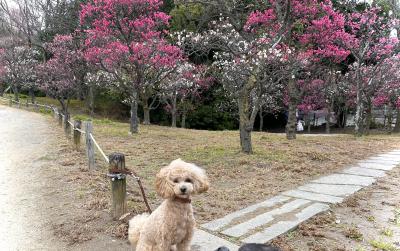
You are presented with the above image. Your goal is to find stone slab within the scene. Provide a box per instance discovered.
[311,174,375,187]
[243,203,329,243]
[363,159,400,165]
[357,161,396,171]
[283,189,343,203]
[387,150,400,155]
[191,229,239,251]
[341,167,386,178]
[297,183,363,197]
[376,154,400,160]
[341,166,386,178]
[368,155,400,161]
[221,199,310,238]
[202,195,291,231]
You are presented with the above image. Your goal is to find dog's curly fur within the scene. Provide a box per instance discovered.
[128,159,209,251]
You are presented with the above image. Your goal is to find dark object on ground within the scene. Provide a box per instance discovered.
[239,244,281,251]
[215,247,230,251]
[215,244,281,251]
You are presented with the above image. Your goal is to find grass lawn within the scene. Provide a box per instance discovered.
[2,97,400,245]
[2,95,400,223]
[88,119,400,223]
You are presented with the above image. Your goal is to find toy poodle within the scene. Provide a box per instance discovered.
[128,159,209,251]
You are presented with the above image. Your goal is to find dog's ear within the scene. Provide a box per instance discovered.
[193,166,209,194]
[155,166,174,199]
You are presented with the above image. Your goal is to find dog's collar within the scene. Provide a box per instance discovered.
[173,197,192,204]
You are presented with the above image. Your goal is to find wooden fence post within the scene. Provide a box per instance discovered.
[8,96,12,106]
[54,108,58,119]
[85,121,95,170]
[25,99,28,108]
[109,153,127,220]
[73,120,82,150]
[64,113,71,137]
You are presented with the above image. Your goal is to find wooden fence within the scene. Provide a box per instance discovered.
[0,96,140,219]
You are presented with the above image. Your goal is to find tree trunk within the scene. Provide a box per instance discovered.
[77,75,86,101]
[393,108,400,133]
[29,88,35,104]
[286,78,297,140]
[364,100,373,136]
[171,112,177,127]
[305,113,311,133]
[386,106,393,133]
[325,112,331,134]
[143,99,151,125]
[238,75,258,154]
[171,95,177,128]
[130,88,139,134]
[286,100,297,140]
[354,101,364,136]
[87,84,95,117]
[238,93,253,154]
[342,112,347,128]
[181,112,187,128]
[354,74,364,136]
[337,107,347,128]
[59,99,67,115]
[326,101,333,134]
[12,86,19,102]
[259,108,264,132]
[239,121,252,154]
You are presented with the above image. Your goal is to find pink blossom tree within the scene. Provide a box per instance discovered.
[343,7,399,136]
[161,63,212,128]
[80,0,183,133]
[247,0,351,139]
[296,77,326,133]
[0,44,40,102]
[179,10,288,153]
[37,34,84,114]
[298,69,347,134]
[372,55,400,132]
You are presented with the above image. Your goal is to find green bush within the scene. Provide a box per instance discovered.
[73,114,92,121]
[186,105,237,130]
[39,108,52,115]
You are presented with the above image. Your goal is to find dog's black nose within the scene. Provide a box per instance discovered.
[180,187,187,193]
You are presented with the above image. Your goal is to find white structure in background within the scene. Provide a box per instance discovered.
[390,29,398,38]
[299,108,396,127]
[358,0,373,4]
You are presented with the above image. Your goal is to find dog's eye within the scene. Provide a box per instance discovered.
[173,178,179,183]
[185,178,192,183]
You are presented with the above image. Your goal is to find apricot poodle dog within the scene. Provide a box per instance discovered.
[128,159,209,251]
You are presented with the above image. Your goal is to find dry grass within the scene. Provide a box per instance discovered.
[90,120,400,223]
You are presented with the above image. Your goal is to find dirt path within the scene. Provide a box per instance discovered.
[0,105,129,251]
[0,105,69,250]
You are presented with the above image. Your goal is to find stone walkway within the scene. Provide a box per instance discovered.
[191,150,400,251]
